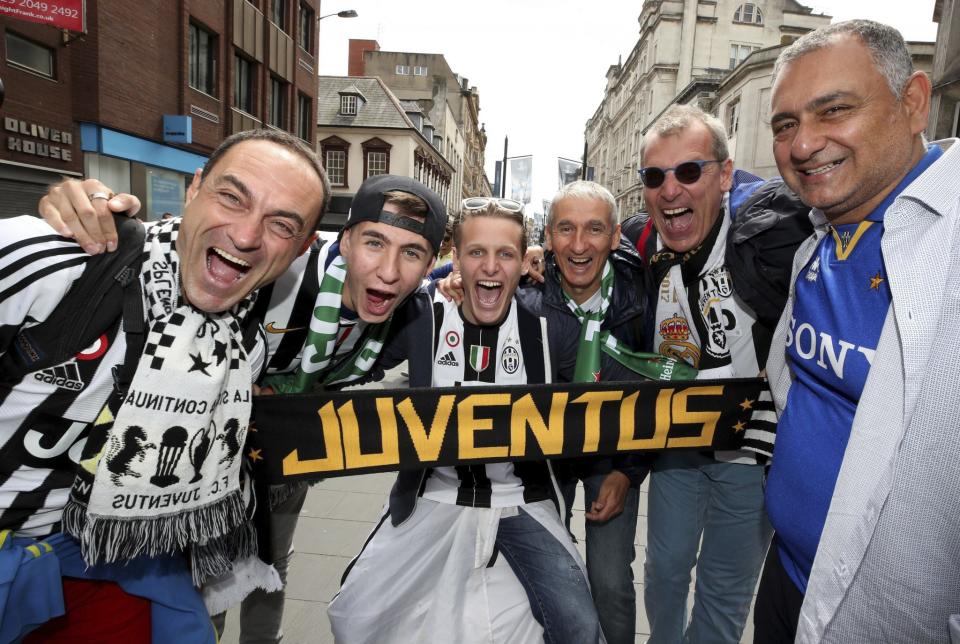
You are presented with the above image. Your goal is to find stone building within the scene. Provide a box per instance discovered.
[0,0,319,219]
[584,0,830,216]
[929,0,960,139]
[316,75,455,229]
[348,40,491,205]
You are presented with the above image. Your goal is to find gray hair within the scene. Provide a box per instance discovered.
[547,180,619,228]
[640,104,729,164]
[772,20,914,97]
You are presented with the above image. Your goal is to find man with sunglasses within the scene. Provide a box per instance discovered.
[622,104,773,644]
[329,196,601,643]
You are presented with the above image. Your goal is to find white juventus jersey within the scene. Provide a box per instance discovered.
[421,293,552,508]
[0,216,265,537]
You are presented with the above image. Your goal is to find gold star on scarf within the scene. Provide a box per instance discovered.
[869,272,884,290]
[248,448,263,462]
[739,398,754,411]
[733,421,746,433]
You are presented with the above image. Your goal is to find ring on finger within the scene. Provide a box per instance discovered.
[88,192,112,201]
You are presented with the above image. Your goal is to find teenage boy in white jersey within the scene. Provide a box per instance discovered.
[327,198,601,644]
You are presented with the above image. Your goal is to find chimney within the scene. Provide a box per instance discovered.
[348,39,380,76]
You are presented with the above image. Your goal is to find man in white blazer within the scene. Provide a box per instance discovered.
[757,18,960,643]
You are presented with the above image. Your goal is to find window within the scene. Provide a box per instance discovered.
[297,93,312,141]
[413,66,428,76]
[189,23,217,96]
[726,99,741,136]
[340,95,358,115]
[268,77,288,128]
[395,65,410,75]
[733,3,763,24]
[729,43,759,69]
[366,151,388,177]
[272,0,288,30]
[234,54,254,113]
[362,137,392,179]
[6,32,54,78]
[325,150,346,186]
[298,2,314,52]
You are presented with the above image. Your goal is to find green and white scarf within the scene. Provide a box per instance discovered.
[267,253,391,393]
[565,261,697,382]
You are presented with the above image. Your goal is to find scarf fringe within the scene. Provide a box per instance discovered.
[67,492,247,567]
[269,481,309,510]
[190,518,259,586]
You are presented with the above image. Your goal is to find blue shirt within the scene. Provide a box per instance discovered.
[765,145,942,593]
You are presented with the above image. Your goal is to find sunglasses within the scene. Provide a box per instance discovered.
[461,197,524,213]
[638,159,722,189]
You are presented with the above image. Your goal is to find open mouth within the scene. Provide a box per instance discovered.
[206,247,251,282]
[662,206,692,220]
[475,280,504,307]
[802,159,843,176]
[365,288,397,316]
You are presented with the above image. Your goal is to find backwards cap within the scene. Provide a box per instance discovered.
[344,175,447,255]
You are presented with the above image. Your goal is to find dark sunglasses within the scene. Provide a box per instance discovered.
[638,159,722,189]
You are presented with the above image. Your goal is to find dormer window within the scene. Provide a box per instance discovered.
[340,95,358,115]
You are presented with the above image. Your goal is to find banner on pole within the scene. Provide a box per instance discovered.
[509,156,533,204]
[248,378,769,483]
[558,157,582,188]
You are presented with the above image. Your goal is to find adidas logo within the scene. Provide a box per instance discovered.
[34,363,85,391]
[438,351,459,367]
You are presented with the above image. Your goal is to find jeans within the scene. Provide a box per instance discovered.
[211,484,308,644]
[560,474,640,644]
[644,451,772,644]
[497,507,602,644]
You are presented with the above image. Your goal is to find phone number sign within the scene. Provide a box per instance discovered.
[0,0,85,32]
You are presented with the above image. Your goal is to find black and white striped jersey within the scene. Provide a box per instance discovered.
[0,216,265,537]
[420,292,554,508]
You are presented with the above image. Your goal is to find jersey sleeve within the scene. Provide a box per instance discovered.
[0,216,87,358]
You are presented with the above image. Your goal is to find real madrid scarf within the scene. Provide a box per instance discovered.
[564,260,697,382]
[63,218,258,580]
[266,253,390,393]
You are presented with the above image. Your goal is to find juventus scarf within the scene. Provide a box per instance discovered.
[565,260,698,382]
[267,253,391,393]
[247,377,768,483]
[63,218,257,581]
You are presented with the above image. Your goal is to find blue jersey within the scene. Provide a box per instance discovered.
[765,146,942,593]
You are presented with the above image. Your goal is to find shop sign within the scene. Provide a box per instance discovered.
[4,117,73,162]
[0,0,85,32]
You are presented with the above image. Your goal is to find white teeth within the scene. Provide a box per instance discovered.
[570,258,590,264]
[212,247,250,267]
[478,280,502,288]
[804,160,842,175]
[663,207,690,216]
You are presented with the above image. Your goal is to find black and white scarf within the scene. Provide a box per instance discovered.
[63,218,262,585]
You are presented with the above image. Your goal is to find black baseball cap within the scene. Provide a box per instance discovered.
[343,175,447,255]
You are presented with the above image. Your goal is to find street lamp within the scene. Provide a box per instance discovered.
[318,9,358,20]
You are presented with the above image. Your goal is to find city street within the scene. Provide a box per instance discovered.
[219,367,758,643]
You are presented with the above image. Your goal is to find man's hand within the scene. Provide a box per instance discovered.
[39,179,141,254]
[522,247,546,283]
[436,270,464,304]
[585,470,630,522]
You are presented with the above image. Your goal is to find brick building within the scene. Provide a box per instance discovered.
[0,0,319,219]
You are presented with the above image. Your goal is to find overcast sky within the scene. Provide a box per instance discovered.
[317,1,939,209]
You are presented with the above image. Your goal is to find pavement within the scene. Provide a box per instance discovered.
[220,366,757,643]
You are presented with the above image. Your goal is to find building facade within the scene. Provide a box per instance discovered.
[316,75,455,229]
[348,40,491,205]
[711,40,935,179]
[0,0,319,219]
[583,0,830,216]
[929,0,960,139]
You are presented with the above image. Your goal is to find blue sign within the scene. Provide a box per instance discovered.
[163,115,192,144]
[149,174,183,220]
